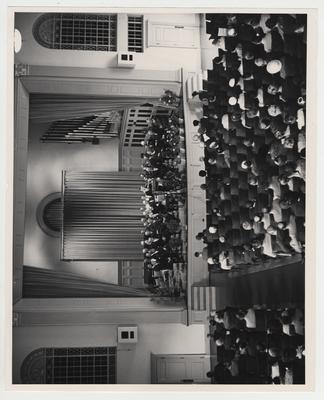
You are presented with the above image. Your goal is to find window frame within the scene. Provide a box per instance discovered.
[20,346,117,384]
[127,14,144,53]
[33,13,119,52]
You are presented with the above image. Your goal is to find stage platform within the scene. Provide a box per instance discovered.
[182,67,212,325]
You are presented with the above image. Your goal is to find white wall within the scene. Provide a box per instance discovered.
[23,121,119,283]
[12,323,206,384]
[15,13,202,72]
[117,323,206,384]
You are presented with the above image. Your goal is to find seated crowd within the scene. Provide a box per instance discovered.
[194,13,306,272]
[140,109,187,296]
[207,305,305,384]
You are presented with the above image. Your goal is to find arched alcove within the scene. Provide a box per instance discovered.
[36,192,62,238]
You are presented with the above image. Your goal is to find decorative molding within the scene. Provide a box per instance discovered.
[12,78,30,304]
[13,311,22,327]
[13,277,23,305]
[21,76,178,98]
[176,69,182,84]
[27,65,182,84]
[19,65,181,99]
[182,68,210,325]
[190,310,208,324]
[13,64,184,311]
[14,297,186,312]
[12,309,187,327]
[147,22,200,49]
[14,63,30,77]
[13,298,188,326]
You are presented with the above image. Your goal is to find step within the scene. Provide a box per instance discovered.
[186,72,204,102]
[191,286,217,311]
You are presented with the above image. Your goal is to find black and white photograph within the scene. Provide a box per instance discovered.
[4,3,317,390]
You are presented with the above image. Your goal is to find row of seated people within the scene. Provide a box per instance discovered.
[193,13,306,271]
[207,305,305,384]
[141,110,187,296]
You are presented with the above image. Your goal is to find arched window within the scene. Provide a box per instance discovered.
[33,13,117,51]
[21,347,117,384]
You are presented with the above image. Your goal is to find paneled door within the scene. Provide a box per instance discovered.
[147,22,200,48]
[151,354,211,384]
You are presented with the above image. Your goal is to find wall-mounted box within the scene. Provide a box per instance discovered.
[117,52,136,68]
[117,326,138,343]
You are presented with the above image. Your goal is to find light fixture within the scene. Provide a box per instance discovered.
[14,29,22,53]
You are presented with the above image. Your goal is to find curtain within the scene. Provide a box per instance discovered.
[23,266,151,297]
[30,94,157,123]
[62,171,144,261]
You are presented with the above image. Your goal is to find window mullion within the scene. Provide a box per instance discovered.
[96,15,98,50]
[72,14,74,48]
[117,13,127,52]
[84,16,86,50]
[60,14,63,49]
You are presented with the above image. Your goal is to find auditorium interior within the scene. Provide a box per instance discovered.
[11,11,308,385]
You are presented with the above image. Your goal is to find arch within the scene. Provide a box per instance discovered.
[33,13,117,52]
[20,348,47,384]
[20,347,117,384]
[36,192,62,238]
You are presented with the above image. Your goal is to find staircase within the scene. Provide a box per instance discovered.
[190,286,217,324]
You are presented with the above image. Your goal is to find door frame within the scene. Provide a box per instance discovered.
[10,63,183,322]
[151,353,212,384]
